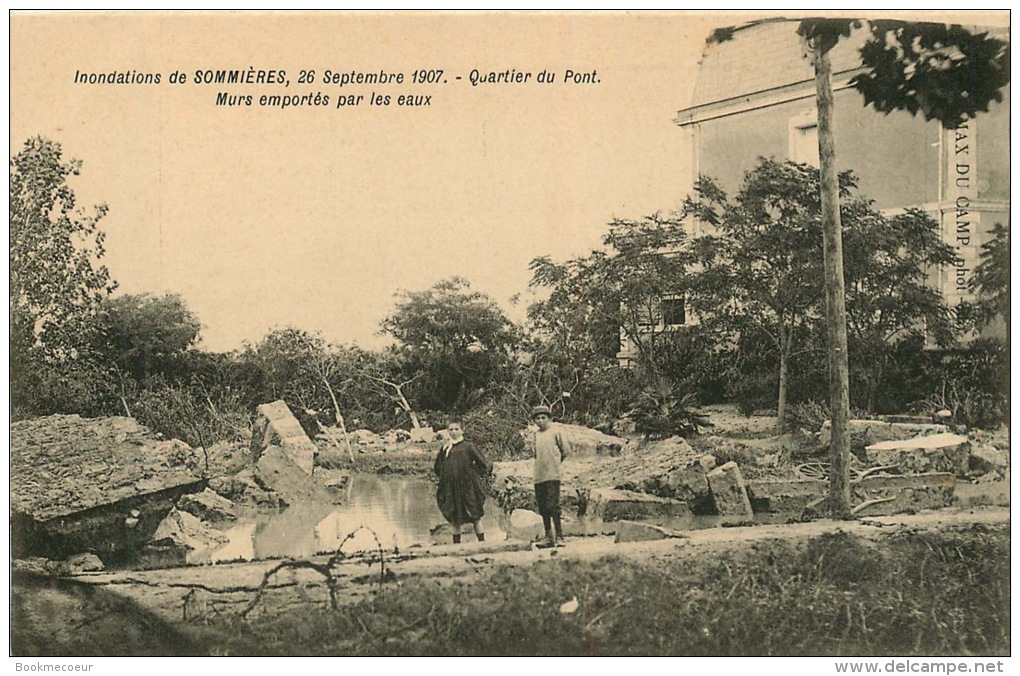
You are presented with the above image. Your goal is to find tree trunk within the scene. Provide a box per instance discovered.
[776,325,792,434]
[322,377,356,464]
[578,361,587,425]
[393,385,422,429]
[812,43,853,518]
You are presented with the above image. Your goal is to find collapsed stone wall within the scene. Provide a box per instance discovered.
[11,415,206,560]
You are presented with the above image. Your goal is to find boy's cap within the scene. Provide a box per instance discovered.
[532,405,552,418]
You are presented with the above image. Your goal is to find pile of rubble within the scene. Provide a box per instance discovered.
[316,424,440,452]
[12,400,352,572]
[493,417,1010,537]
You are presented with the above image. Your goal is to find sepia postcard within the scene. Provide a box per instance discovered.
[8,9,1011,667]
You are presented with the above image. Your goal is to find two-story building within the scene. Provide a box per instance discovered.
[618,18,1009,365]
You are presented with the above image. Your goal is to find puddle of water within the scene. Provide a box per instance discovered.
[194,475,795,565]
[200,474,506,564]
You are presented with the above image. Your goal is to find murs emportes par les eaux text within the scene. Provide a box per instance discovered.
[72,67,601,108]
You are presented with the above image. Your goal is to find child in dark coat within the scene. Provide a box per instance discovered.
[434,419,490,543]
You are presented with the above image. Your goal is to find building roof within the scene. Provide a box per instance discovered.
[11,415,203,521]
[686,19,869,112]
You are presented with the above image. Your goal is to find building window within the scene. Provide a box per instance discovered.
[660,297,686,326]
[789,109,819,167]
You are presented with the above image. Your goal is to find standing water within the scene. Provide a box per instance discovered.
[198,474,506,564]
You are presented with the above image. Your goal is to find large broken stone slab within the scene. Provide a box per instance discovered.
[255,446,334,506]
[587,488,690,522]
[821,419,950,451]
[707,461,753,517]
[10,414,205,560]
[250,400,317,475]
[614,520,687,543]
[865,433,970,477]
[576,436,703,498]
[852,473,955,515]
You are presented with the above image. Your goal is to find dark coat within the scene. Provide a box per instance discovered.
[434,440,490,526]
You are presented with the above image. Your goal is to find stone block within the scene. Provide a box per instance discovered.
[821,419,949,451]
[251,400,317,475]
[707,461,754,517]
[852,473,955,515]
[179,488,237,522]
[510,509,544,530]
[409,426,436,443]
[255,446,333,506]
[208,471,279,507]
[614,520,687,543]
[865,433,970,477]
[318,468,352,491]
[63,552,105,574]
[664,453,716,504]
[969,443,1009,475]
[148,508,228,554]
[746,478,828,514]
[587,488,690,522]
[349,429,383,446]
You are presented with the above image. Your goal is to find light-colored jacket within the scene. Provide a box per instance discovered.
[533,425,568,483]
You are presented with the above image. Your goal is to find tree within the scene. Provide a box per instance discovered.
[841,204,958,411]
[795,18,1009,516]
[241,327,381,457]
[685,159,958,427]
[528,214,695,421]
[79,292,201,416]
[381,277,520,412]
[358,348,426,429]
[93,293,202,379]
[10,136,116,415]
[966,222,1010,333]
[685,160,836,432]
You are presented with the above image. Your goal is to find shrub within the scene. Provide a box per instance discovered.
[910,339,1010,429]
[627,378,712,439]
[460,400,528,461]
[130,377,251,447]
[654,329,730,405]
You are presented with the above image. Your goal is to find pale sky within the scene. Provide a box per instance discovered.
[10,10,1003,352]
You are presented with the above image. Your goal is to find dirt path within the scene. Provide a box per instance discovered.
[39,505,1008,627]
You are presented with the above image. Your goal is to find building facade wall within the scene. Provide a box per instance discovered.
[689,89,943,209]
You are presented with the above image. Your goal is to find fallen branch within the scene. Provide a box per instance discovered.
[240,559,339,618]
[851,496,897,515]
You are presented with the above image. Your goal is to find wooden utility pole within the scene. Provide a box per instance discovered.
[810,37,853,518]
